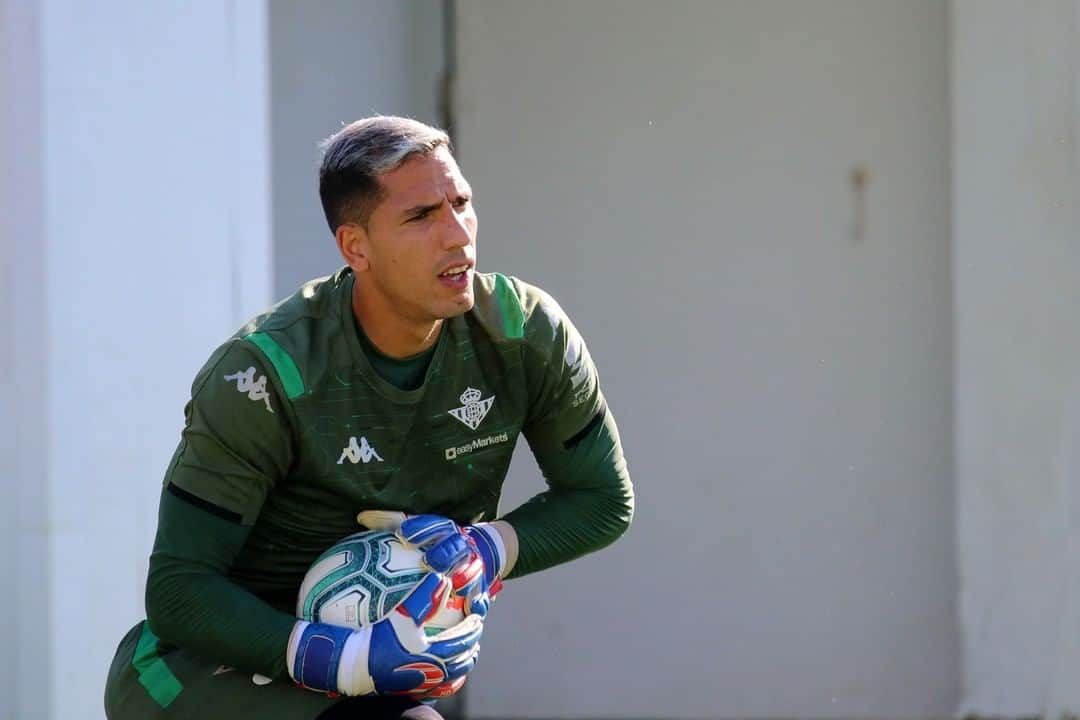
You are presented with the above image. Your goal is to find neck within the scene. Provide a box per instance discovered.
[352,279,442,358]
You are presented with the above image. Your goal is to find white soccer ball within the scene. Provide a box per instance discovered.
[296,530,466,635]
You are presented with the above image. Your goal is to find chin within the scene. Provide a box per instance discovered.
[438,295,475,319]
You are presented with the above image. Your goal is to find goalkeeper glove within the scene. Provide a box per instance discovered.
[287,572,483,698]
[398,514,506,595]
[359,511,508,610]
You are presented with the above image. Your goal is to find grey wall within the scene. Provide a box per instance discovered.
[454,2,956,718]
[269,0,445,296]
[1,1,49,716]
[953,1,1080,717]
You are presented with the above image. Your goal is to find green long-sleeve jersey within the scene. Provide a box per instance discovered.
[144,268,634,678]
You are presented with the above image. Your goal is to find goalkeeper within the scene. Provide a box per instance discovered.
[103,116,634,719]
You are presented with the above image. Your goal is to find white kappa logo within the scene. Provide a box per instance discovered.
[338,436,384,464]
[448,387,495,430]
[565,335,592,407]
[223,367,273,413]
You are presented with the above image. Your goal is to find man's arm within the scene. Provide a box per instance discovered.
[502,408,632,578]
[498,283,635,578]
[147,485,297,676]
[144,338,297,677]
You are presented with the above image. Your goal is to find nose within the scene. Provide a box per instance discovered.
[441,203,473,251]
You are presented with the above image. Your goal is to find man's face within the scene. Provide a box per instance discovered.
[356,146,477,324]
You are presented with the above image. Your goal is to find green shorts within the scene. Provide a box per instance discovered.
[104,621,347,719]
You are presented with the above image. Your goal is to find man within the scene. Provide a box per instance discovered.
[104,116,634,719]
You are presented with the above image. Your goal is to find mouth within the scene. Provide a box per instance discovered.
[437,262,473,289]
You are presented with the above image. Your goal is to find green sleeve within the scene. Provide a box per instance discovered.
[144,338,298,677]
[146,488,296,677]
[501,287,635,577]
[503,408,633,578]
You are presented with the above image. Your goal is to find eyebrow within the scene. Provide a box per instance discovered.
[400,201,443,219]
[400,191,471,219]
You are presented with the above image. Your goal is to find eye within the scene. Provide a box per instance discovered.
[453,196,471,210]
[408,209,432,223]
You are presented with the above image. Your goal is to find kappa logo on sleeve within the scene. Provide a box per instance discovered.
[565,335,592,407]
[224,367,274,413]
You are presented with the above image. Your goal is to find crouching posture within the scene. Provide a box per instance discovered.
[104,116,634,719]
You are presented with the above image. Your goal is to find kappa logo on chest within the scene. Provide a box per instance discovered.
[337,436,383,464]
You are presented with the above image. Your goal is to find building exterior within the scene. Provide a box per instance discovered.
[2,2,1078,718]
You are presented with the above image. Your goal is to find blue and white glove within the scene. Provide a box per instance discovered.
[359,511,508,611]
[287,572,483,698]
[400,515,506,599]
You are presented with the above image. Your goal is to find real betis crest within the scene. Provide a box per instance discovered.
[448,386,495,430]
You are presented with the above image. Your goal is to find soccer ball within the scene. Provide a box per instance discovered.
[296,530,466,636]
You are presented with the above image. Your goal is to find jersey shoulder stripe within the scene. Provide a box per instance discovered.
[491,272,525,339]
[244,331,305,400]
[472,271,560,345]
[227,270,348,405]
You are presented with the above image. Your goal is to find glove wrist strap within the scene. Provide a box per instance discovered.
[287,620,359,694]
[470,522,508,580]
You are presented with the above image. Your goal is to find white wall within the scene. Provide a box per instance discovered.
[455,2,955,718]
[953,1,1080,717]
[3,2,273,717]
[268,0,445,296]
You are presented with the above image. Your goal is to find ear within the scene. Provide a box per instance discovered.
[336,222,372,273]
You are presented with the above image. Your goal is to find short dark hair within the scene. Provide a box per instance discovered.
[318,116,451,233]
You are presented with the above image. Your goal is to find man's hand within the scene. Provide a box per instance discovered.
[399,515,506,594]
[357,511,508,611]
[287,572,483,698]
